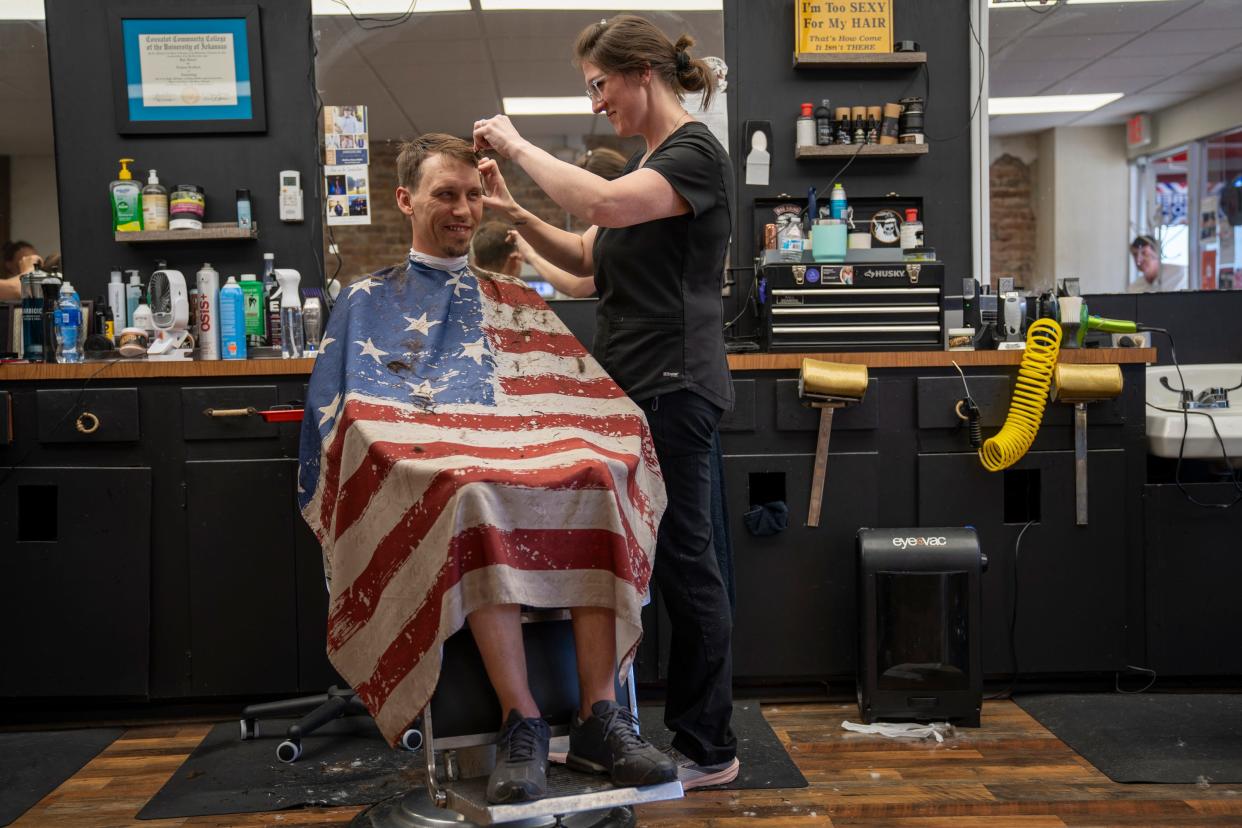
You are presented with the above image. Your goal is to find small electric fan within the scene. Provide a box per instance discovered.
[147,268,191,357]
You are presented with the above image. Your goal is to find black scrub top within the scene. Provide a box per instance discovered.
[591,121,735,411]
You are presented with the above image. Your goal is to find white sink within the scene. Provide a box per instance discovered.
[1146,364,1242,460]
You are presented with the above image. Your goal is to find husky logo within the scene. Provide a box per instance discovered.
[865,268,907,279]
[892,536,948,549]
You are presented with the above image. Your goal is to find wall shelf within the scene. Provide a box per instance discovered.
[115,222,258,243]
[796,144,928,159]
[793,51,926,68]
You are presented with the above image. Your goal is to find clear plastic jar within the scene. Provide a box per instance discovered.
[170,184,205,230]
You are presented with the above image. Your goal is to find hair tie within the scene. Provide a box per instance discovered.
[675,49,691,72]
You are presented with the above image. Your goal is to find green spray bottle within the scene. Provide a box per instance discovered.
[110,158,144,232]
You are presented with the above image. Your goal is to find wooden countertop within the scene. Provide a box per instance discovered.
[0,357,318,381]
[0,347,1156,382]
[727,348,1155,371]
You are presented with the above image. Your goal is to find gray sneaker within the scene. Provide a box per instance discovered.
[567,700,677,787]
[486,710,550,804]
[663,746,740,790]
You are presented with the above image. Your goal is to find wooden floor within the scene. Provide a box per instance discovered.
[13,700,1242,827]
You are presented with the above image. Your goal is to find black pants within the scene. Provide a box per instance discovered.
[640,389,737,766]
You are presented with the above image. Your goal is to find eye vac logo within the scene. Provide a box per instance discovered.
[892,536,948,549]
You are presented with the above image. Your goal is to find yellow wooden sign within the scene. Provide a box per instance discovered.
[796,0,894,54]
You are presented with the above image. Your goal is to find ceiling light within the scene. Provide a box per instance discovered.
[989,93,1123,114]
[481,1,721,9]
[312,0,470,14]
[0,1,45,19]
[503,96,595,115]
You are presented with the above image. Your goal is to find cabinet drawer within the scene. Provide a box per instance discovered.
[181,386,279,441]
[36,388,140,443]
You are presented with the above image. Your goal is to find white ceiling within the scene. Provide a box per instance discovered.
[990,0,1242,136]
[313,8,724,143]
[1,3,1238,152]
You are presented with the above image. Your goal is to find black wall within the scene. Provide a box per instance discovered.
[45,0,322,301]
[1085,291,1242,365]
[723,0,974,332]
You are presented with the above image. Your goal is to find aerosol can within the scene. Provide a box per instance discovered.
[196,263,220,360]
[275,268,304,358]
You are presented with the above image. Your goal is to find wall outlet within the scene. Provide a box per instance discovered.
[1112,331,1150,348]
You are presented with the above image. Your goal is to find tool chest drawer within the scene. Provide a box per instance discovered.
[36,388,140,443]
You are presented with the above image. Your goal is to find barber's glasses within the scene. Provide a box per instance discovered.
[586,75,607,103]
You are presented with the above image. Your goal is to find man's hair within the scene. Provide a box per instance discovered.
[1130,234,1159,253]
[396,133,478,193]
[579,147,628,181]
[471,221,516,272]
[2,239,35,264]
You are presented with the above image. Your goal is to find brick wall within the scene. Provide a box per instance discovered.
[990,152,1036,287]
[325,137,637,284]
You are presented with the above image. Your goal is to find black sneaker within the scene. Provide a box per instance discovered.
[486,710,551,804]
[566,700,677,787]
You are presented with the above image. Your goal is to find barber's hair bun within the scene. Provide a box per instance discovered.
[673,34,711,96]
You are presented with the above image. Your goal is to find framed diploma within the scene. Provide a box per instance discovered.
[109,6,266,134]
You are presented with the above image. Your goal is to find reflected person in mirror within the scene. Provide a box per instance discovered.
[1127,234,1187,293]
[0,239,41,301]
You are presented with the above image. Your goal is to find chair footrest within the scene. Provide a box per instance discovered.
[446,766,682,826]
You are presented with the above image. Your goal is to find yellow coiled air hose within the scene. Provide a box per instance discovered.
[978,318,1063,471]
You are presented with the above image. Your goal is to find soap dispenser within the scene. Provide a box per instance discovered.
[110,158,143,232]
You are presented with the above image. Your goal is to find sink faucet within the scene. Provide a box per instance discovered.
[1160,375,1241,410]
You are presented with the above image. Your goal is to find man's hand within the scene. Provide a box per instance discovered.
[478,157,519,218]
[473,114,529,160]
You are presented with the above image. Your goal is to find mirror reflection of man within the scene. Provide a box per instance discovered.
[1127,234,1186,293]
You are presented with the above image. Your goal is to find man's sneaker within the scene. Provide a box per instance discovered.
[663,746,740,790]
[567,700,677,787]
[486,710,551,804]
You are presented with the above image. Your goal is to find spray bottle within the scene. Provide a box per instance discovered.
[196,263,220,360]
[219,276,248,360]
[275,269,304,358]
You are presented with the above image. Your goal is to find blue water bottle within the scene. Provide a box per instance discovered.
[54,281,83,363]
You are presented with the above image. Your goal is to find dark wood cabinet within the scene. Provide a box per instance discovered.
[0,465,152,697]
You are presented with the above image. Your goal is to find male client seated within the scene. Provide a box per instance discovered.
[297,133,675,804]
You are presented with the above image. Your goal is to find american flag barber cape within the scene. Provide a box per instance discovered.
[297,254,666,745]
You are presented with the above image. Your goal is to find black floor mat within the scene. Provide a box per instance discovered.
[0,728,123,827]
[1015,693,1242,783]
[138,702,805,819]
[137,716,419,819]
[638,701,807,790]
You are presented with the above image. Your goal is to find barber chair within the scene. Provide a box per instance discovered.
[353,609,684,828]
[240,685,423,763]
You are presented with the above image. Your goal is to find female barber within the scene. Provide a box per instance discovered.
[473,14,737,789]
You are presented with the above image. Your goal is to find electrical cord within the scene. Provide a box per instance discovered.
[921,2,985,144]
[987,518,1035,701]
[800,139,868,221]
[723,267,757,331]
[1115,664,1158,694]
[1141,326,1242,509]
[320,0,423,29]
[0,356,124,493]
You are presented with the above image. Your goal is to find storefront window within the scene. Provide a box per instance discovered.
[1132,148,1191,292]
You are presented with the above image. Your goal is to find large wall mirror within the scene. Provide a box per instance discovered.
[311,3,725,296]
[988,0,1242,295]
[0,3,59,286]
